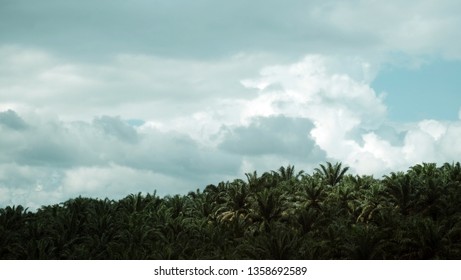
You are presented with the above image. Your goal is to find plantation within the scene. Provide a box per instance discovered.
[1,162,461,259]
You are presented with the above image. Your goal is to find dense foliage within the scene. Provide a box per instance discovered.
[1,162,461,259]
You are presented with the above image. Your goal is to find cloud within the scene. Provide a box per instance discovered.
[237,55,461,175]
[0,109,28,130]
[2,0,461,60]
[219,115,324,159]
[60,164,191,199]
[0,163,63,210]
[93,116,139,144]
[1,36,461,209]
[0,110,244,209]
[309,0,461,58]
[1,51,461,209]
[0,46,274,121]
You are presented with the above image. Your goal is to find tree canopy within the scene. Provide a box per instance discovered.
[1,162,461,259]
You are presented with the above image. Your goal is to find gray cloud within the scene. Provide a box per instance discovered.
[3,0,460,60]
[93,115,139,143]
[0,0,323,59]
[0,109,28,130]
[219,115,325,161]
[0,111,244,208]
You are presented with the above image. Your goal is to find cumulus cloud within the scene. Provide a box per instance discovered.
[236,55,461,174]
[1,49,460,209]
[1,51,461,209]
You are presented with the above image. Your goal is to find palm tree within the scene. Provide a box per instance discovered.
[317,220,348,259]
[409,162,439,178]
[272,165,304,182]
[314,162,349,186]
[0,205,29,231]
[84,198,117,259]
[441,162,461,183]
[216,179,251,223]
[343,224,386,259]
[245,171,278,191]
[397,217,449,259]
[296,207,323,235]
[383,172,418,216]
[356,182,387,224]
[163,194,188,219]
[0,205,30,258]
[188,190,218,220]
[297,177,326,210]
[239,225,301,259]
[248,189,286,233]
[326,181,359,219]
[117,192,152,214]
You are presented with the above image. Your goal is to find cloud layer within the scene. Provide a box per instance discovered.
[1,0,461,209]
[1,51,461,209]
[2,0,461,59]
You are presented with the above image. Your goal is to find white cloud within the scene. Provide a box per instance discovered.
[238,55,387,171]
[237,55,461,175]
[440,122,461,158]
[318,0,461,58]
[403,129,437,164]
[418,120,447,141]
[1,46,460,208]
[0,46,274,121]
[0,110,246,208]
[61,163,190,199]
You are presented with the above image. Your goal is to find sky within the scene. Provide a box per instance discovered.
[1,0,461,210]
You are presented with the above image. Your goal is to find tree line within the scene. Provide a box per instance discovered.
[1,162,461,259]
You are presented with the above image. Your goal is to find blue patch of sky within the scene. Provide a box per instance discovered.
[372,59,461,122]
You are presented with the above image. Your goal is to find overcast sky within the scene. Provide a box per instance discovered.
[1,0,461,209]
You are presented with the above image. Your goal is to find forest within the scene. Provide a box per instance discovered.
[1,162,461,259]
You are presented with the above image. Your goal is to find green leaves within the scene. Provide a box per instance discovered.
[314,162,349,186]
[1,161,461,259]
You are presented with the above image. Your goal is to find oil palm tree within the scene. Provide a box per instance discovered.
[296,207,324,235]
[0,205,30,258]
[441,162,461,183]
[297,177,327,210]
[383,172,418,216]
[314,162,349,186]
[245,170,278,191]
[248,189,286,233]
[239,225,301,259]
[397,217,450,259]
[343,224,387,259]
[272,165,304,182]
[216,179,251,223]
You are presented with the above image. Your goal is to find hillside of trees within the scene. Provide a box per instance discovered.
[1,162,461,259]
